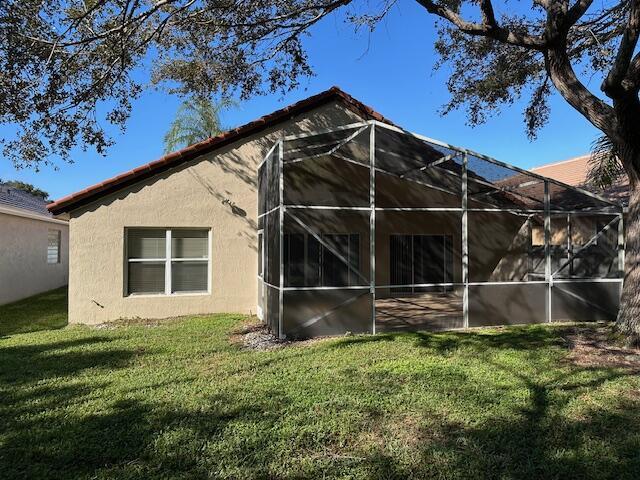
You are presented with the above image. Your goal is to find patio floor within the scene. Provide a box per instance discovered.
[375,292,464,332]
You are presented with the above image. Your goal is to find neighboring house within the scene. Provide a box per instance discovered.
[530,154,630,207]
[48,87,624,336]
[0,184,69,305]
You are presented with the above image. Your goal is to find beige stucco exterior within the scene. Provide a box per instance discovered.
[0,206,69,305]
[67,101,363,324]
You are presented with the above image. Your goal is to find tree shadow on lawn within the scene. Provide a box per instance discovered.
[321,327,640,479]
[332,324,567,353]
[1,327,639,479]
[0,287,68,337]
[399,364,640,479]
[0,385,292,479]
[0,337,133,384]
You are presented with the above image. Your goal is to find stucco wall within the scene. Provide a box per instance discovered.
[0,211,69,305]
[68,101,362,324]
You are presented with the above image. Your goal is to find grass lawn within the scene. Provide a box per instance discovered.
[1,292,639,479]
[0,287,68,336]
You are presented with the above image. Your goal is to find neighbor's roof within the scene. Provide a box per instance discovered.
[530,154,629,207]
[0,184,52,217]
[47,86,394,215]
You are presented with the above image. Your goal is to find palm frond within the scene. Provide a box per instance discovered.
[587,134,626,189]
[163,95,235,153]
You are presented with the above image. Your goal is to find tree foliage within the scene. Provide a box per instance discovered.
[0,180,49,199]
[163,96,233,153]
[1,1,638,172]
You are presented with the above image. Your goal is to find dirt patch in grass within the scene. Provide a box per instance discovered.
[562,326,640,371]
[229,318,330,351]
[93,317,188,329]
[229,318,289,351]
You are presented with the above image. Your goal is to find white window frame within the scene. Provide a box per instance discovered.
[47,229,61,264]
[126,228,211,297]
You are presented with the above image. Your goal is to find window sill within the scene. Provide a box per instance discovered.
[126,292,210,299]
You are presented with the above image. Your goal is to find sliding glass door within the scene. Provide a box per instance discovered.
[390,234,453,293]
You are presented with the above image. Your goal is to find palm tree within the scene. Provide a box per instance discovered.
[587,134,626,190]
[164,96,235,153]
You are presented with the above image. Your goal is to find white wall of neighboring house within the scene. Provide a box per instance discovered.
[0,205,69,305]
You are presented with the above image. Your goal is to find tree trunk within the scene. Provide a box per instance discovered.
[616,179,640,346]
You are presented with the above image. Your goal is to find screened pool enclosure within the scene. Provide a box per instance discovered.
[257,121,624,338]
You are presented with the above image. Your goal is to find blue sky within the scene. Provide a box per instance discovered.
[0,2,602,200]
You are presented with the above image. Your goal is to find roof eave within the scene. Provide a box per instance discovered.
[47,86,394,215]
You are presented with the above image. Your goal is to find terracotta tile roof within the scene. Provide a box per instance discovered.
[530,154,629,207]
[48,86,395,215]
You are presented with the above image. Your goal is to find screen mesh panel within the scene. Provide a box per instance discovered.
[466,155,545,210]
[552,214,620,279]
[375,285,464,332]
[283,127,370,164]
[264,284,280,334]
[468,211,532,283]
[552,281,620,322]
[265,209,280,286]
[469,283,547,326]
[266,145,280,213]
[374,127,458,176]
[547,182,615,211]
[282,289,372,338]
[283,209,370,287]
[258,160,267,215]
[283,156,369,207]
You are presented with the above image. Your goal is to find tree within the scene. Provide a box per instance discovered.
[164,96,232,153]
[0,180,48,200]
[1,1,639,342]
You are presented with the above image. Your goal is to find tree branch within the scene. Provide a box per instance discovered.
[566,0,595,27]
[415,0,547,49]
[626,51,640,89]
[603,0,640,97]
[546,46,618,138]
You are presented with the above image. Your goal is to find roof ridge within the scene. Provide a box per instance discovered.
[530,154,591,171]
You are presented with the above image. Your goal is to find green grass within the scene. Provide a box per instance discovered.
[1,293,639,479]
[0,287,68,336]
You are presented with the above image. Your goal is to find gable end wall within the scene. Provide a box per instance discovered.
[67,101,362,324]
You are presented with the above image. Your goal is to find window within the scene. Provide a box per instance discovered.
[283,233,361,287]
[126,228,209,295]
[47,229,61,264]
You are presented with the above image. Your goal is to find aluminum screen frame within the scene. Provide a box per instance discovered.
[258,120,625,338]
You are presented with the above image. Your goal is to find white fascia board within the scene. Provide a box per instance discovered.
[0,205,69,225]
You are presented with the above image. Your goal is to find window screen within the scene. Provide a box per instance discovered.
[127,228,209,295]
[47,229,61,264]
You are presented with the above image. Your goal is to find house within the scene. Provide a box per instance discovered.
[48,87,624,336]
[0,184,69,305]
[530,154,629,207]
